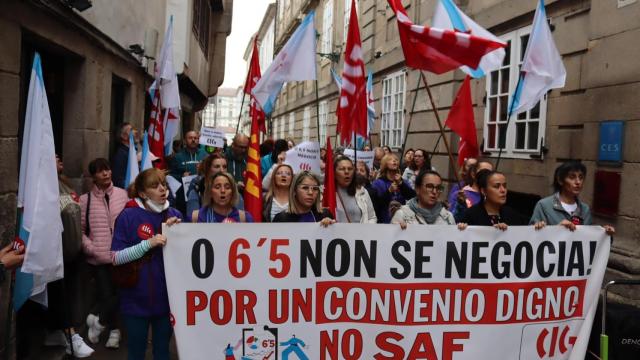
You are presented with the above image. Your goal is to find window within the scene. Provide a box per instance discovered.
[483,25,547,158]
[343,0,359,43]
[381,70,406,148]
[319,101,328,146]
[303,106,311,141]
[288,112,295,138]
[192,0,210,55]
[280,116,286,139]
[322,0,334,54]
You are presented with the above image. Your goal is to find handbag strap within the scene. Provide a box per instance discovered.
[336,190,352,223]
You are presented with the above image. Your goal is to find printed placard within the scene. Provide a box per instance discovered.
[285,141,321,174]
[199,127,226,148]
[164,224,609,360]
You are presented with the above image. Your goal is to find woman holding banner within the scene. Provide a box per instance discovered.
[457,170,527,230]
[530,161,615,235]
[392,170,455,228]
[272,171,334,226]
[197,172,253,223]
[334,156,377,224]
[110,168,182,360]
[262,163,294,222]
[371,154,416,223]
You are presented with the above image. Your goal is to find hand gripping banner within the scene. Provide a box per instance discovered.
[164,224,609,360]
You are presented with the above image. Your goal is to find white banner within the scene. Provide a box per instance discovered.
[199,126,226,148]
[343,149,375,168]
[285,141,321,174]
[164,224,609,360]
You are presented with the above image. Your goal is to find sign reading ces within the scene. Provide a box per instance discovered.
[598,121,624,165]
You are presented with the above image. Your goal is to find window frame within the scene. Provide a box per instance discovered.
[322,0,334,55]
[302,106,311,141]
[319,100,328,146]
[483,25,548,159]
[380,70,406,149]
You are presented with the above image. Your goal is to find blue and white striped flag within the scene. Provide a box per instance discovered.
[432,0,505,78]
[124,131,139,186]
[14,53,64,310]
[140,130,154,171]
[252,12,317,115]
[509,0,566,115]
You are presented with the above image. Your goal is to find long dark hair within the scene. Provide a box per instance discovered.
[270,139,289,164]
[334,156,358,196]
[477,170,504,203]
[410,149,432,171]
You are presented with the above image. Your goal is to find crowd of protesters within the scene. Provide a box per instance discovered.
[6,124,616,359]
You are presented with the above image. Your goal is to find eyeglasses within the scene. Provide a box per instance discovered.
[276,171,292,176]
[424,184,445,193]
[298,185,320,193]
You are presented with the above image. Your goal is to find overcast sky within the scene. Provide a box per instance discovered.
[221,0,273,89]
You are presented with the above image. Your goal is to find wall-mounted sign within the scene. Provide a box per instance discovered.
[597,121,624,166]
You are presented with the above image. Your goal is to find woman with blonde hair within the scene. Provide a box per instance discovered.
[197,172,253,223]
[111,168,182,360]
[263,163,294,222]
[272,171,334,226]
[371,154,415,223]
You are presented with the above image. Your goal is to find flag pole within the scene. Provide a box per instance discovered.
[315,80,321,142]
[495,73,523,171]
[399,72,422,158]
[419,71,460,183]
[235,91,247,134]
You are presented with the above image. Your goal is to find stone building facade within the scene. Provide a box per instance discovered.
[269,0,639,304]
[0,0,231,357]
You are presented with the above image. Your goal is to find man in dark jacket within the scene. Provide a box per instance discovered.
[111,122,132,188]
[168,130,208,179]
[225,134,249,192]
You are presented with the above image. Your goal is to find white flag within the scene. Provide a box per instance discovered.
[510,0,566,114]
[432,0,505,78]
[15,53,64,309]
[252,12,317,115]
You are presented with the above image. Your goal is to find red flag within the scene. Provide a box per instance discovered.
[387,0,506,74]
[322,137,336,218]
[147,90,166,169]
[337,0,367,146]
[244,38,266,133]
[244,108,263,222]
[445,76,479,166]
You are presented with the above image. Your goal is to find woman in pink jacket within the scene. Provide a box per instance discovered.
[80,158,128,349]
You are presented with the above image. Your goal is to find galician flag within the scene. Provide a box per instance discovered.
[252,12,317,115]
[14,53,64,310]
[124,131,139,186]
[140,130,155,171]
[432,0,505,78]
[150,16,181,156]
[509,0,566,115]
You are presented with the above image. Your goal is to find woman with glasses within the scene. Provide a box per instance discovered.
[530,161,615,235]
[371,154,416,223]
[263,164,294,222]
[334,156,377,224]
[402,148,432,190]
[272,171,334,226]
[392,170,455,228]
[457,170,527,230]
[197,172,253,223]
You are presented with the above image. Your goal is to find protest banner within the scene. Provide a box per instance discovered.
[199,126,226,148]
[164,224,609,360]
[343,148,375,168]
[285,141,321,174]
